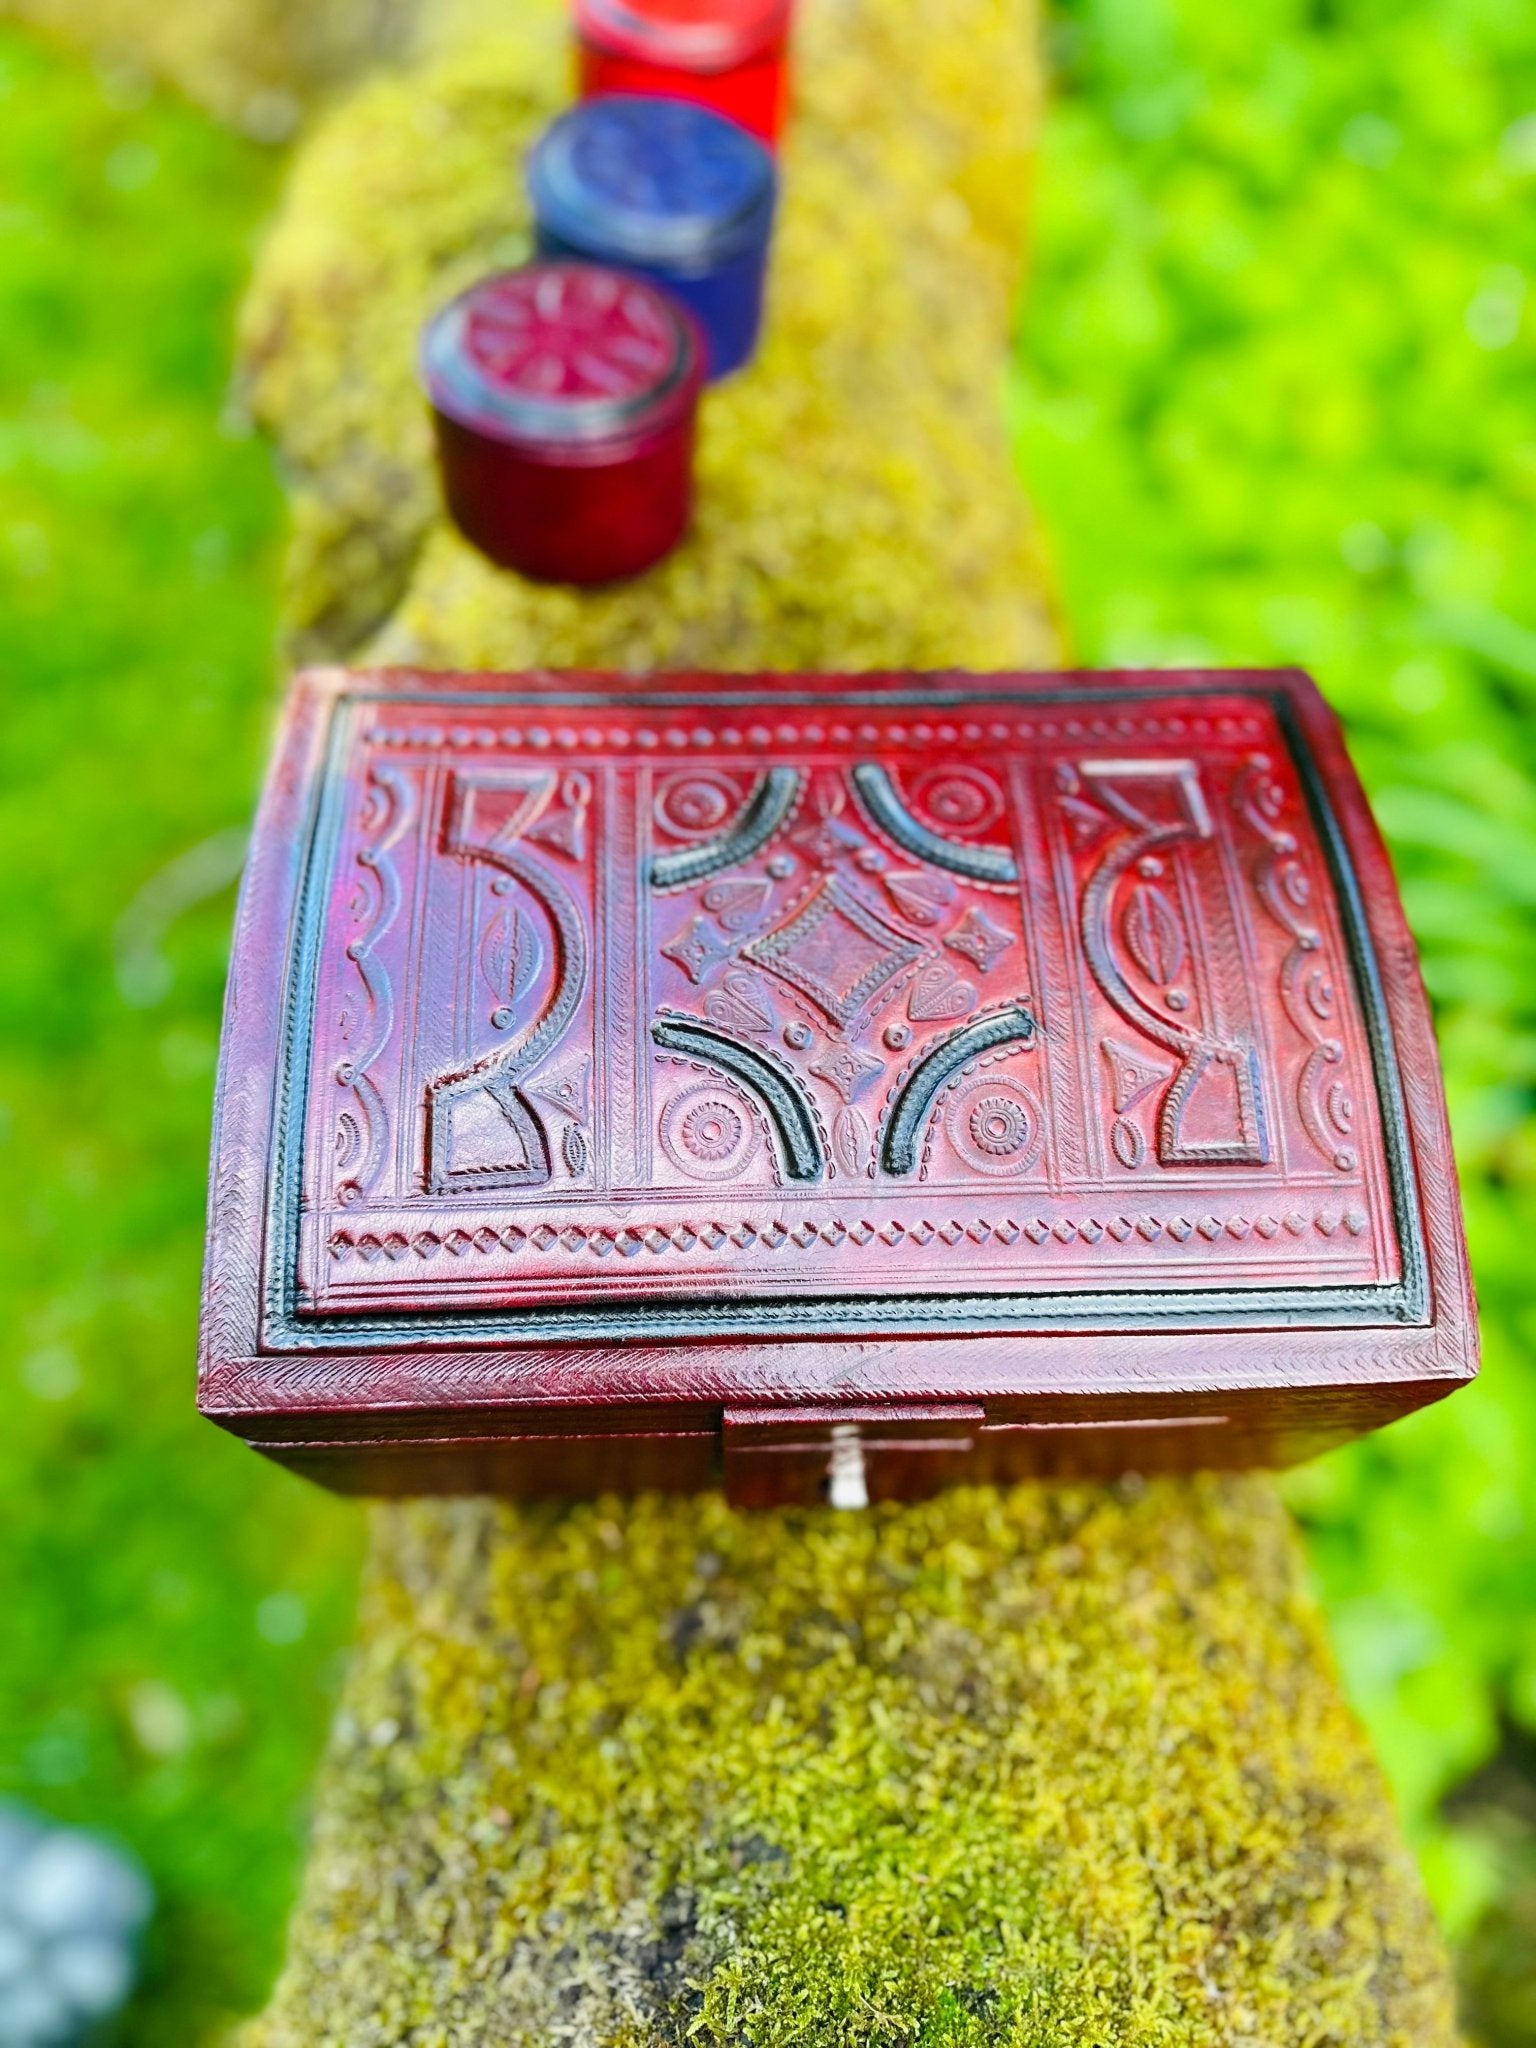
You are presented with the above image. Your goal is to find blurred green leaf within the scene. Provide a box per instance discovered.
[0,27,362,2046]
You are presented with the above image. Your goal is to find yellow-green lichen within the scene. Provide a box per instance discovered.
[246,1481,1455,2045]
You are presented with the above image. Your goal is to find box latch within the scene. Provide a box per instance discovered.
[722,1404,984,1510]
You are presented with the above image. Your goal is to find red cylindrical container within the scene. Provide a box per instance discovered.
[574,0,793,146]
[421,263,704,586]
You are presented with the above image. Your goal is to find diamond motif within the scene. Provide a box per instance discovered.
[742,877,925,1027]
[943,906,1016,974]
[661,914,735,985]
[808,1041,884,1104]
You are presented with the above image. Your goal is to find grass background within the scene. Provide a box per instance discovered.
[0,0,1531,2039]
[0,27,361,2044]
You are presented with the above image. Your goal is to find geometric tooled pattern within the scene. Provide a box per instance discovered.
[943,904,1015,973]
[660,913,736,985]
[741,876,925,1027]
[659,1083,760,1182]
[326,1205,1372,1264]
[849,762,1019,885]
[880,1003,1038,1177]
[283,681,1415,1344]
[946,1075,1044,1177]
[650,767,804,892]
[650,1013,826,1182]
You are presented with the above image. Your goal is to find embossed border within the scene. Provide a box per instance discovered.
[221,670,1454,1367]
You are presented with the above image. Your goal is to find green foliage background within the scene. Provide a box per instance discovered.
[0,28,361,2045]
[0,0,1531,2040]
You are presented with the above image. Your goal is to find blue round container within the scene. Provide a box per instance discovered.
[528,94,776,380]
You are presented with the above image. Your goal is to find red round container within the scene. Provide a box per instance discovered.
[575,0,793,146]
[421,263,704,586]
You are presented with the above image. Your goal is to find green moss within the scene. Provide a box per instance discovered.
[248,1482,1454,2045]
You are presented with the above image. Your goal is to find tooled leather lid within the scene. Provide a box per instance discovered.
[245,671,1430,1337]
[421,262,702,448]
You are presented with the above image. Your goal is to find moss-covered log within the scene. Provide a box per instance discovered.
[245,1483,1458,2045]
[192,0,1460,2037]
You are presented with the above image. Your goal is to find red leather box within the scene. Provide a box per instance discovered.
[199,668,1476,1503]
